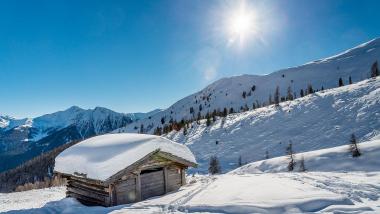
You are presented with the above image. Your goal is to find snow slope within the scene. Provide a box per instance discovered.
[116,38,380,135]
[161,78,380,173]
[233,139,380,174]
[3,139,380,213]
[54,133,196,180]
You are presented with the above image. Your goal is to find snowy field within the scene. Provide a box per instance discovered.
[2,139,380,213]
[1,173,379,213]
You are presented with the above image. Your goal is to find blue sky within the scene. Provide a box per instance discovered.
[1,0,380,118]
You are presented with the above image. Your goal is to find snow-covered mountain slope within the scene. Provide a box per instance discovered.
[233,138,380,174]
[116,38,380,135]
[4,139,380,213]
[160,78,380,173]
[3,140,380,213]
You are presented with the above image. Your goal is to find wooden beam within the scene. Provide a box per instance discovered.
[67,192,106,206]
[68,180,108,193]
[67,187,108,202]
[164,167,168,194]
[136,173,141,202]
[181,168,186,185]
[157,151,197,168]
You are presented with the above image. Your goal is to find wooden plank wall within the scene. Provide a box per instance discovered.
[115,177,137,205]
[166,166,182,192]
[66,177,110,206]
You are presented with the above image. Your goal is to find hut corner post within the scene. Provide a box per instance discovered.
[181,168,186,185]
[136,173,142,201]
[164,167,168,194]
[108,184,116,206]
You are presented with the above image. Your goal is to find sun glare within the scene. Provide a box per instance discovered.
[225,1,257,47]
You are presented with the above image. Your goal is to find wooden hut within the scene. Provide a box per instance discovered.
[54,133,197,206]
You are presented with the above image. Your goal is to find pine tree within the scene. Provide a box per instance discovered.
[274,86,280,107]
[206,114,212,126]
[161,117,165,124]
[229,107,234,114]
[140,124,144,134]
[208,156,221,174]
[338,77,344,87]
[238,155,243,167]
[299,156,306,172]
[242,91,247,99]
[269,94,273,105]
[287,86,293,101]
[265,150,269,159]
[300,89,304,97]
[307,84,313,94]
[349,133,361,157]
[286,142,296,171]
[183,126,187,136]
[371,61,379,78]
[349,76,352,84]
[223,108,228,117]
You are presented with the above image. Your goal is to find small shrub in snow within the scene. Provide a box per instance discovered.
[286,142,296,171]
[274,86,280,107]
[238,155,243,167]
[298,156,306,172]
[209,156,221,175]
[349,133,361,157]
[371,61,379,78]
[339,77,344,87]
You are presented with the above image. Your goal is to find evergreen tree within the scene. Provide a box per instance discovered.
[223,108,228,117]
[183,126,187,136]
[349,133,361,157]
[287,86,293,101]
[299,156,306,172]
[269,94,273,105]
[242,91,247,99]
[349,76,352,84]
[274,86,280,106]
[307,84,313,94]
[206,114,212,126]
[140,124,144,134]
[300,89,304,97]
[338,77,344,87]
[371,61,379,78]
[265,150,269,159]
[229,107,234,114]
[161,117,165,125]
[208,156,221,175]
[238,155,243,167]
[197,112,202,121]
[286,142,296,171]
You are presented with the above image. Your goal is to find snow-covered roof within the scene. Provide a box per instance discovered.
[54,133,197,181]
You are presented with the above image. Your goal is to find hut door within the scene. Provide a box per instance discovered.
[140,168,165,200]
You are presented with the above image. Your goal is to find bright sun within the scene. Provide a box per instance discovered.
[225,1,257,47]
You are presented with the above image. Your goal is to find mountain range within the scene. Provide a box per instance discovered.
[0,106,158,172]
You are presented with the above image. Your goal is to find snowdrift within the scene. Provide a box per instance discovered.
[232,139,380,174]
